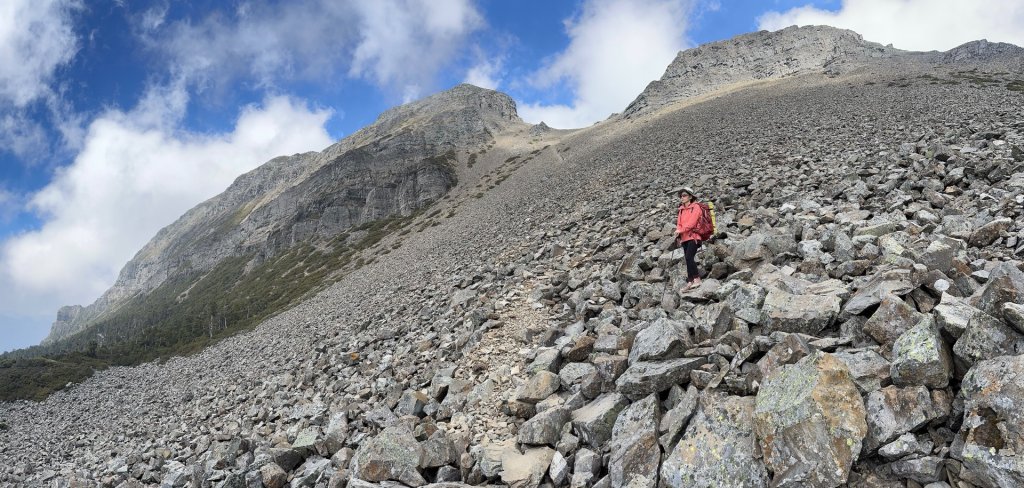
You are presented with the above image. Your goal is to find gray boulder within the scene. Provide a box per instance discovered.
[933,295,979,339]
[760,288,841,335]
[843,269,914,316]
[864,386,941,452]
[291,457,331,488]
[968,217,1012,247]
[832,349,891,394]
[658,385,699,451]
[516,371,561,403]
[972,262,1024,316]
[518,407,570,446]
[862,294,923,347]
[616,357,707,399]
[500,447,554,488]
[890,316,953,388]
[609,394,661,488]
[350,426,425,486]
[952,310,1024,373]
[754,352,867,487]
[1004,302,1024,333]
[958,354,1024,487]
[419,432,456,469]
[628,319,687,364]
[260,463,288,488]
[571,393,630,448]
[571,448,602,488]
[724,283,767,324]
[661,393,768,488]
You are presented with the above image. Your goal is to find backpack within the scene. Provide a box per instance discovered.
[694,202,716,241]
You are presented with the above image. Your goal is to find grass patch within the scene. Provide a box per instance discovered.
[1007,80,1024,92]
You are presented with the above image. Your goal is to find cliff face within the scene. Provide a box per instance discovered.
[42,84,524,345]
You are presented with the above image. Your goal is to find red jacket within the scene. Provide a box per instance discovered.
[676,202,702,242]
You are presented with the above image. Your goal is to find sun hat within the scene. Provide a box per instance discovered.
[677,187,696,198]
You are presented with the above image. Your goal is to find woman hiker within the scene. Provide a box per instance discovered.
[674,187,703,292]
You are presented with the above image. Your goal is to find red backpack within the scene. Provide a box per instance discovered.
[694,202,715,241]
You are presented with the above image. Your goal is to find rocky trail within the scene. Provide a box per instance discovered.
[3,34,1024,488]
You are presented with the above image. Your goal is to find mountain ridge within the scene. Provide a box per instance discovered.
[41,84,524,346]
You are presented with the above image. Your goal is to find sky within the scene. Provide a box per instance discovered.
[1,0,1022,353]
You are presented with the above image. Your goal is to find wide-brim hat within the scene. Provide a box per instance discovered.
[671,186,696,198]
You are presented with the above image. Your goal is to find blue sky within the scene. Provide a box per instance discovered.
[1,0,1022,353]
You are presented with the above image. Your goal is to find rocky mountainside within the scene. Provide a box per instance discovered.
[3,25,1024,488]
[622,25,1024,118]
[41,84,524,345]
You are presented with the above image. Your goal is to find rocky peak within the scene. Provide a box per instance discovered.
[623,25,897,117]
[361,83,520,140]
[942,39,1024,69]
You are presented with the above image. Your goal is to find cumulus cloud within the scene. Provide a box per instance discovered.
[151,0,482,99]
[349,0,484,100]
[758,0,1024,51]
[0,87,332,325]
[464,59,503,90]
[518,0,695,129]
[0,0,79,107]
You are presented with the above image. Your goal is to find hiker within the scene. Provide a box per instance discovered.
[675,187,703,292]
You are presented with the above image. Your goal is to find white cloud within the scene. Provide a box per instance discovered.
[464,59,502,90]
[758,0,1024,52]
[151,0,483,99]
[138,2,169,33]
[0,113,49,160]
[0,86,333,322]
[517,0,695,129]
[0,0,79,107]
[349,0,484,99]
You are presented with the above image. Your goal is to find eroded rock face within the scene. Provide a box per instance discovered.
[958,355,1024,487]
[661,393,768,488]
[753,352,867,487]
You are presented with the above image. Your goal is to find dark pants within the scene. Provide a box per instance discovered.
[681,239,700,282]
